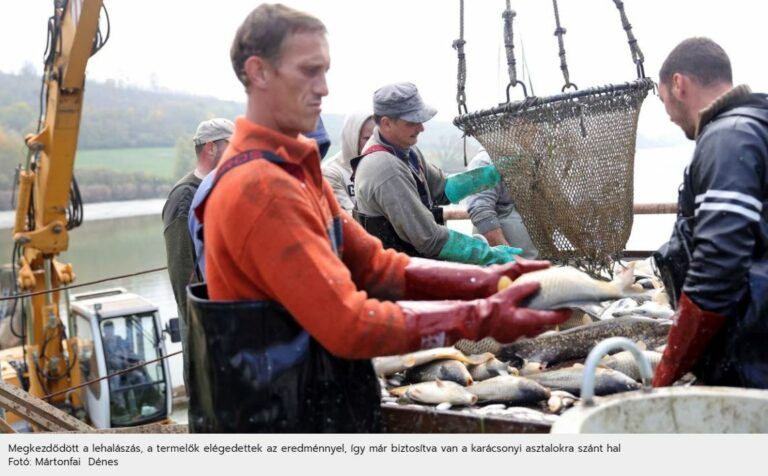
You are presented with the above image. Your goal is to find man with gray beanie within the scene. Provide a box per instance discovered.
[162,117,233,380]
[353,82,524,265]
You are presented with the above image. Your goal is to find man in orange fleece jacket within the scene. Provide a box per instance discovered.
[192,3,568,433]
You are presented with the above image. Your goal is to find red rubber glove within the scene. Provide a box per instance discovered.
[652,292,727,387]
[400,280,571,349]
[403,256,552,301]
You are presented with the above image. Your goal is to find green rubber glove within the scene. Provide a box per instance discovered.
[444,165,502,204]
[437,229,523,266]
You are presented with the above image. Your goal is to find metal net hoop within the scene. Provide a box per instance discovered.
[454,78,655,274]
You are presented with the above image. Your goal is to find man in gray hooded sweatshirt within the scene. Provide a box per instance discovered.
[322,112,374,213]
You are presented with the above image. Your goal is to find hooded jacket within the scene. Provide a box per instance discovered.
[677,85,768,316]
[321,112,371,213]
[673,85,768,387]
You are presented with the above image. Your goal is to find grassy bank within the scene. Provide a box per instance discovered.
[75,147,176,180]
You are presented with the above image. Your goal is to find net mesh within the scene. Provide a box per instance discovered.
[455,78,655,274]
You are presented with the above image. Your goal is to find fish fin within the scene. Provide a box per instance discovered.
[388,385,410,397]
[612,261,636,291]
[572,302,606,319]
[435,402,453,411]
[465,352,495,365]
[635,340,648,351]
[402,355,418,369]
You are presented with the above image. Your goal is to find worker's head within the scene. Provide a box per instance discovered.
[373,82,436,150]
[193,118,235,173]
[231,4,329,137]
[658,37,733,140]
[103,321,115,338]
[358,117,375,155]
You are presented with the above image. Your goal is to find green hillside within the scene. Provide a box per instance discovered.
[75,147,176,180]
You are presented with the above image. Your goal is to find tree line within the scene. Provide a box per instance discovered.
[0,68,471,210]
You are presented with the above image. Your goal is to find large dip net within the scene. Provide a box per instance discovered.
[452,0,655,275]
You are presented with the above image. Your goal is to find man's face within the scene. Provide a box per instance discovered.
[659,80,695,140]
[266,31,330,136]
[382,118,425,150]
[357,118,375,154]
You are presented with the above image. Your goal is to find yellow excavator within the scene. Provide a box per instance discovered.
[0,0,175,430]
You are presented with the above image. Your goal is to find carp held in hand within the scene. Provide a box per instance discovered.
[500,264,644,311]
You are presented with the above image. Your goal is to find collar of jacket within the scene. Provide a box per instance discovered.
[225,117,320,166]
[374,128,412,161]
[695,84,752,139]
[219,117,323,187]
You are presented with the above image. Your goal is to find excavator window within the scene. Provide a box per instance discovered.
[99,314,167,426]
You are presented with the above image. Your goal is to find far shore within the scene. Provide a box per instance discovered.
[0,198,165,230]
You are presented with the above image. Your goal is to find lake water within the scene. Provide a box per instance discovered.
[0,144,696,403]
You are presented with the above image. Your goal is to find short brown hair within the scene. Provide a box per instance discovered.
[230,3,326,88]
[659,37,732,87]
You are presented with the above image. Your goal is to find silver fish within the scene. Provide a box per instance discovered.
[528,366,641,396]
[612,301,674,320]
[466,375,550,405]
[599,297,640,320]
[600,350,663,381]
[404,359,474,386]
[519,361,545,376]
[547,390,578,414]
[511,264,641,310]
[468,357,515,381]
[390,380,478,406]
[372,347,494,376]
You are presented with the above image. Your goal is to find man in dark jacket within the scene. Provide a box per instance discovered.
[653,37,768,389]
[162,117,233,385]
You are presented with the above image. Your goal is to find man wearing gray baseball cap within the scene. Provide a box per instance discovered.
[352,82,523,265]
[162,117,233,386]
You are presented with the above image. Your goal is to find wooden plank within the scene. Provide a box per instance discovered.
[0,381,93,432]
[0,415,16,433]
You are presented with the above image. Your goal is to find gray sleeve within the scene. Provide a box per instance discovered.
[465,154,503,234]
[322,166,354,213]
[373,172,450,257]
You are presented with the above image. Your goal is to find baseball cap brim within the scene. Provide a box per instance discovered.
[399,104,438,124]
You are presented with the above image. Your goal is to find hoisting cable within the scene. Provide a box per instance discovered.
[0,266,168,302]
[612,0,646,78]
[453,0,468,116]
[453,0,470,166]
[502,0,527,101]
[552,0,577,91]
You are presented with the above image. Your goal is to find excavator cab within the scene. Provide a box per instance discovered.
[70,288,172,428]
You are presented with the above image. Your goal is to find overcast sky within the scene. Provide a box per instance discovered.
[2,0,767,145]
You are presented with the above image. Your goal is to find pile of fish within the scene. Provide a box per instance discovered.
[374,260,673,423]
